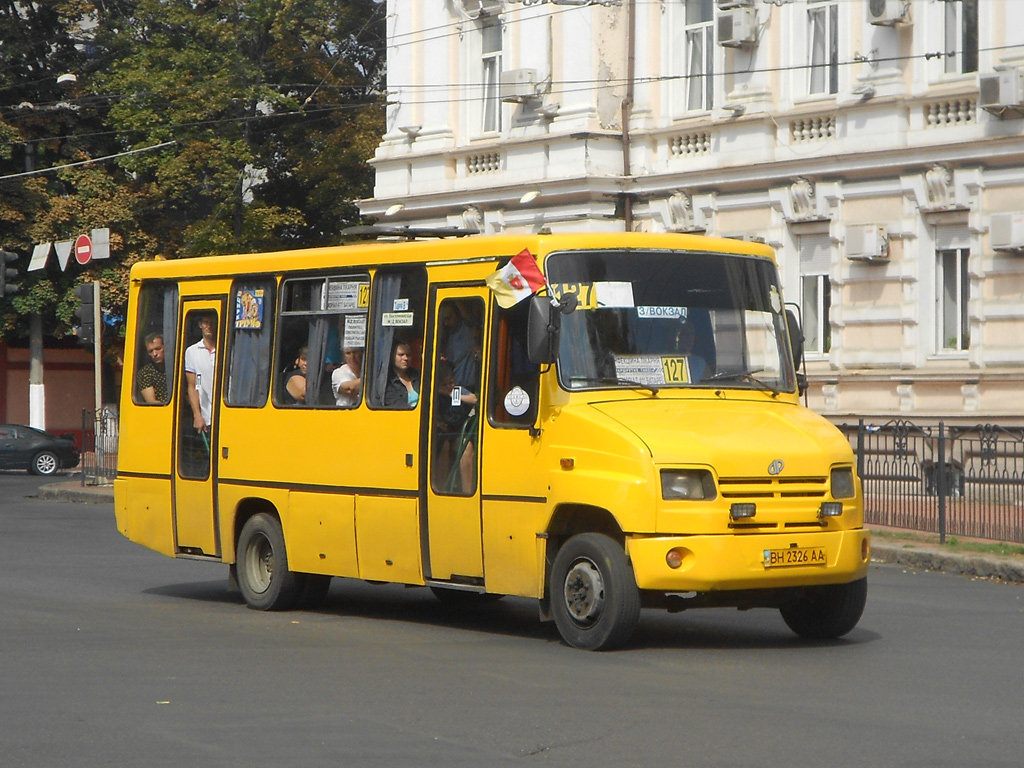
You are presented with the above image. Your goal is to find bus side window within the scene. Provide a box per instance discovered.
[132,282,178,406]
[489,299,539,426]
[273,274,369,408]
[225,279,275,407]
[368,268,427,409]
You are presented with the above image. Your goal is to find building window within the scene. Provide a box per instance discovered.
[680,0,714,112]
[808,1,838,96]
[799,235,832,355]
[944,0,978,75]
[481,16,502,133]
[938,248,970,351]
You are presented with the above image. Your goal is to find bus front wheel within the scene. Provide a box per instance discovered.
[779,577,868,640]
[550,533,641,651]
[237,513,301,611]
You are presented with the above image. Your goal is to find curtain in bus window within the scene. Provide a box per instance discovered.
[226,282,273,406]
[369,273,401,407]
[303,292,330,407]
[162,287,178,389]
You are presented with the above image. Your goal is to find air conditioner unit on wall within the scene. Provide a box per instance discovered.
[718,8,757,48]
[979,69,1024,118]
[717,0,754,9]
[868,0,910,26]
[846,225,889,262]
[991,213,1024,251]
[500,69,538,102]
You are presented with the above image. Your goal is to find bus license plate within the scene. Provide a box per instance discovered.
[763,547,827,568]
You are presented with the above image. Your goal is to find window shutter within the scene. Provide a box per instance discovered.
[935,225,971,251]
[800,234,832,275]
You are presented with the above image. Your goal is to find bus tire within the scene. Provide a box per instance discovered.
[780,577,867,640]
[550,533,640,651]
[236,513,301,611]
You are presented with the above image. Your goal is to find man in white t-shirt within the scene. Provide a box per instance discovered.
[184,312,217,431]
[331,348,363,407]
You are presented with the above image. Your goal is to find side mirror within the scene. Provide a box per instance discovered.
[527,295,560,364]
[785,308,804,368]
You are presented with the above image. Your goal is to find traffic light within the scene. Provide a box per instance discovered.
[74,282,96,346]
[0,250,19,296]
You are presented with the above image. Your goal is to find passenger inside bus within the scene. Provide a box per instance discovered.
[282,347,308,404]
[432,359,477,494]
[383,341,420,408]
[138,332,168,404]
[332,347,363,407]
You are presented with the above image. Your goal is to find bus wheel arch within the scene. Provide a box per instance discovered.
[548,531,641,651]
[235,509,302,611]
[541,505,638,649]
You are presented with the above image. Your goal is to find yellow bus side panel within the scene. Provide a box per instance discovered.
[355,496,423,585]
[116,405,173,477]
[627,529,870,592]
[481,500,551,598]
[217,407,419,493]
[287,491,359,578]
[174,478,218,556]
[114,477,176,557]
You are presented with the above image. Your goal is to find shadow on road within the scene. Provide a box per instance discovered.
[142,576,880,650]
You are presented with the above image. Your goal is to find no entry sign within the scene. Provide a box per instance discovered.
[74,234,93,265]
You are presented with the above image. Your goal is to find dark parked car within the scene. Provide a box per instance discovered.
[0,424,80,476]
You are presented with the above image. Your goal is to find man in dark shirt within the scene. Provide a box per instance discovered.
[138,333,168,403]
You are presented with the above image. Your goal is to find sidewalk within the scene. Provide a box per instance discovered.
[39,479,1024,584]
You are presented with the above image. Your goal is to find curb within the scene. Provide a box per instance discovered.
[38,480,114,505]
[870,541,1024,584]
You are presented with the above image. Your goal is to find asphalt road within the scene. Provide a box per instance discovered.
[2,473,1022,767]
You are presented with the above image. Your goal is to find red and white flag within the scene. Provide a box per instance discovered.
[485,248,547,308]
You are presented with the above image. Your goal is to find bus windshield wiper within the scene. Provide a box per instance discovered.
[704,369,779,398]
[569,377,660,395]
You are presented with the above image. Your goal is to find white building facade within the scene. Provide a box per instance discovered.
[362,0,1024,427]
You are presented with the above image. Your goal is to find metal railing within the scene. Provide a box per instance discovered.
[80,407,118,486]
[839,420,1024,544]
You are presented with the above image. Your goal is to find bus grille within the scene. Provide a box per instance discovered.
[718,475,828,500]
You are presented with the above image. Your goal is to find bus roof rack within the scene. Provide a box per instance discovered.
[341,225,480,241]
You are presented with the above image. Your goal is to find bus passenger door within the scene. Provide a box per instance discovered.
[424,289,487,582]
[172,300,224,557]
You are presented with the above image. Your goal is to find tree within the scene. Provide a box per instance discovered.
[93,0,385,255]
[0,0,386,343]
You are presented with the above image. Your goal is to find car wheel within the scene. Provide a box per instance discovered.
[30,451,60,476]
[780,577,868,640]
[550,533,641,651]
[236,513,301,611]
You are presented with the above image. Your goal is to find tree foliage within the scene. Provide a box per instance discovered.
[0,0,385,343]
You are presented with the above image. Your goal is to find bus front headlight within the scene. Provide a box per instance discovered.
[661,469,716,501]
[831,467,856,499]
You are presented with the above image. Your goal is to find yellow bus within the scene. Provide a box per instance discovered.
[114,230,869,650]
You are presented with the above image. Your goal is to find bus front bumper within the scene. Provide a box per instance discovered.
[626,529,870,593]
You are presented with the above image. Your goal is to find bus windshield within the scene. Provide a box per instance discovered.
[546,248,796,394]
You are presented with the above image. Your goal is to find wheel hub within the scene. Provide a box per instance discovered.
[562,557,605,626]
[245,535,274,594]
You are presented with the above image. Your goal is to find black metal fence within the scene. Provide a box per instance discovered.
[838,420,1024,544]
[80,407,118,486]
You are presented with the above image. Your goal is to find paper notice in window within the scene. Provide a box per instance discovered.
[594,282,635,308]
[613,355,666,386]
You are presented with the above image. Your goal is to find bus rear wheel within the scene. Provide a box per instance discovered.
[237,513,301,611]
[550,533,641,651]
[780,577,868,640]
